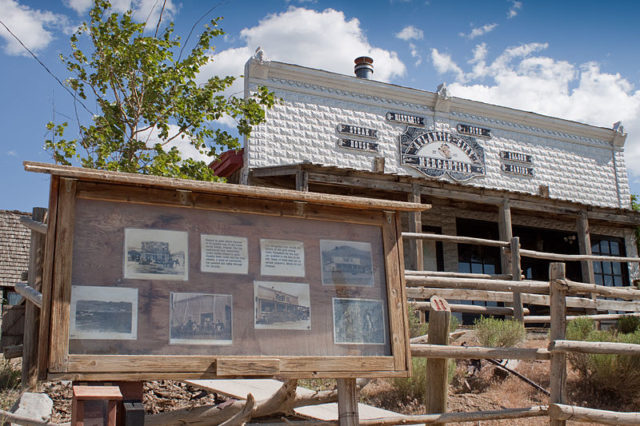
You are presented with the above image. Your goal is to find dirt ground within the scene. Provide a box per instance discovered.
[19,331,640,424]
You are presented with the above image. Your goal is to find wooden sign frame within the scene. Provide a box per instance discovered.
[26,162,427,381]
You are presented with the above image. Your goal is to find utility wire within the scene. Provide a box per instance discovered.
[0,18,94,116]
[178,0,231,62]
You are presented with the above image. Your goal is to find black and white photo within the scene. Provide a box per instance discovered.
[70,286,138,340]
[125,228,188,280]
[333,298,385,345]
[170,293,233,345]
[320,240,374,286]
[254,281,311,330]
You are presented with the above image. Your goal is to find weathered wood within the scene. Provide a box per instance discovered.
[1,304,25,349]
[411,344,550,360]
[24,161,428,212]
[486,358,550,396]
[498,199,513,278]
[510,236,524,322]
[4,344,24,359]
[525,312,640,323]
[216,358,280,376]
[519,248,640,263]
[357,405,549,425]
[405,275,549,294]
[549,403,640,425]
[550,339,640,355]
[425,296,450,425]
[0,408,57,426]
[220,393,255,426]
[409,301,529,316]
[15,282,43,309]
[576,211,595,284]
[549,262,567,426]
[404,270,512,280]
[19,216,48,235]
[337,378,359,426]
[296,169,309,192]
[562,278,640,300]
[402,232,510,248]
[405,185,423,272]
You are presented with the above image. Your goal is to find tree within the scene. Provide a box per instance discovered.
[45,0,274,180]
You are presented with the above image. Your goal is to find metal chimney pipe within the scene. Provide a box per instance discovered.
[354,56,374,79]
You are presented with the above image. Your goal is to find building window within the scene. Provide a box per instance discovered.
[422,225,444,272]
[591,236,628,287]
[457,219,501,275]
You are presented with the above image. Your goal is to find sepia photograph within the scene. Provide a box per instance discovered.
[124,228,188,280]
[170,293,233,345]
[333,298,386,345]
[70,286,138,340]
[254,281,311,330]
[320,240,374,286]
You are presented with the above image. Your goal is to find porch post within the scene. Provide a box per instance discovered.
[407,184,424,272]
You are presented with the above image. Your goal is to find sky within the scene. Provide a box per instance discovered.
[1,0,640,212]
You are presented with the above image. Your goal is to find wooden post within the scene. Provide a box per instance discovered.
[510,237,524,322]
[295,169,309,192]
[406,184,423,272]
[337,378,359,426]
[576,211,595,285]
[426,296,450,425]
[498,199,513,274]
[22,207,47,390]
[549,262,567,426]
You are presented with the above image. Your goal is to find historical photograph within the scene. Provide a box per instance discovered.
[333,298,386,345]
[260,239,305,277]
[320,240,374,286]
[201,234,248,274]
[170,293,233,345]
[124,228,188,280]
[70,286,138,340]
[254,281,311,330]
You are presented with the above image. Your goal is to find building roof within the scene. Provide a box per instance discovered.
[0,210,31,287]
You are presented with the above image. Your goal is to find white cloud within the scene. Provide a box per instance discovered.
[0,0,68,56]
[6,150,17,157]
[430,42,640,178]
[65,0,177,30]
[409,43,422,66]
[198,7,406,97]
[395,25,423,41]
[460,23,497,40]
[508,1,522,18]
[140,124,214,164]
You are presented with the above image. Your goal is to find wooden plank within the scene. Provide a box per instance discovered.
[337,378,358,426]
[520,248,640,263]
[4,344,23,359]
[22,207,46,391]
[404,270,512,280]
[425,296,450,425]
[549,403,640,425]
[525,312,640,323]
[563,278,640,300]
[38,176,59,381]
[24,161,428,212]
[405,275,549,293]
[19,216,48,235]
[73,385,123,400]
[410,301,529,316]
[49,178,76,372]
[216,358,280,376]
[510,236,524,322]
[549,263,567,426]
[411,344,550,360]
[402,232,510,248]
[550,339,640,355]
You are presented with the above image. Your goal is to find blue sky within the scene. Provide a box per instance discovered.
[1,0,640,212]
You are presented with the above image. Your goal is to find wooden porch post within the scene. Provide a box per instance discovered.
[407,184,424,272]
[576,211,595,284]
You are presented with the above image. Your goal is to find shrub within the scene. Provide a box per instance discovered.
[616,315,640,334]
[408,304,429,338]
[473,317,526,347]
[392,356,456,402]
[566,318,640,403]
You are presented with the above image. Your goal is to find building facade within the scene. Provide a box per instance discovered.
[213,53,640,291]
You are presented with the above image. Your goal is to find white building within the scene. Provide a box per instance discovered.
[212,53,640,314]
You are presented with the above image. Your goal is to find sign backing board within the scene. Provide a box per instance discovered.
[25,162,425,381]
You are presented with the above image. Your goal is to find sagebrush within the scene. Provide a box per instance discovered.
[473,317,525,347]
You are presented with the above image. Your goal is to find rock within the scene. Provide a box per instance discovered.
[10,392,53,425]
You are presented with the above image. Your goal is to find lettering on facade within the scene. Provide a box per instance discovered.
[501,163,535,177]
[338,138,379,153]
[457,123,491,138]
[386,112,425,126]
[337,124,378,139]
[400,127,485,181]
[500,151,533,164]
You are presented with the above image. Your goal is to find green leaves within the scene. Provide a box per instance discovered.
[45,0,275,181]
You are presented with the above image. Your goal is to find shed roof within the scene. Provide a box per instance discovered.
[0,210,30,287]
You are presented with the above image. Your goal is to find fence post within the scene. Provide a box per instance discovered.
[337,378,359,426]
[22,207,47,390]
[426,296,450,425]
[549,262,567,426]
[510,236,524,322]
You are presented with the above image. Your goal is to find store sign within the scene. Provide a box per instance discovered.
[400,127,485,181]
[337,124,378,139]
[338,138,379,153]
[500,151,533,164]
[457,123,491,138]
[501,163,535,177]
[386,112,425,126]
